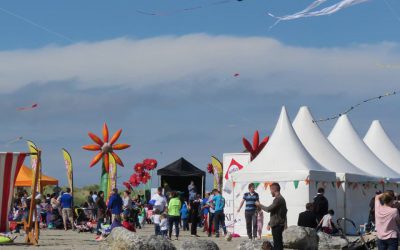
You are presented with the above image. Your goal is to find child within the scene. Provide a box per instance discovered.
[122,214,135,232]
[180,202,189,231]
[159,213,168,238]
[256,206,264,239]
[138,205,145,228]
[318,209,336,234]
[152,209,161,235]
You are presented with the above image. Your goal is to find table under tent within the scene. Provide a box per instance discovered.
[292,106,380,234]
[230,107,337,236]
[157,157,205,199]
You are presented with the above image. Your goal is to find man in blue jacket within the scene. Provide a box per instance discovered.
[107,188,123,222]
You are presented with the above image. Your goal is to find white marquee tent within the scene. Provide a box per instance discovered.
[232,106,337,229]
[292,106,379,233]
[328,114,400,182]
[364,120,400,175]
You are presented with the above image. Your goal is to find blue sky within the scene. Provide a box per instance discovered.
[0,0,399,190]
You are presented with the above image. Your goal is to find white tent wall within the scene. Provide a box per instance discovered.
[340,178,381,234]
[229,170,337,236]
[222,152,251,236]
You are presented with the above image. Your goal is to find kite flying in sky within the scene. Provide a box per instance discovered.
[17,103,38,111]
[268,0,369,29]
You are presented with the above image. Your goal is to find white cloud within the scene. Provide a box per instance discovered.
[0,34,399,95]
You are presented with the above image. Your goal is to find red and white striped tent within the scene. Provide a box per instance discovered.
[0,152,26,232]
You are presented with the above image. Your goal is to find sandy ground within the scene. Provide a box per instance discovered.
[0,225,250,250]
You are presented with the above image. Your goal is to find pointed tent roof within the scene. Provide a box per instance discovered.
[328,115,400,180]
[157,157,205,177]
[233,106,335,182]
[292,106,376,181]
[364,120,400,174]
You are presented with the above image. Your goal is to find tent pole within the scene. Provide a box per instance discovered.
[343,180,347,234]
[201,176,204,198]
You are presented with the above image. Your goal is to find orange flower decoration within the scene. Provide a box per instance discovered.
[82,123,130,172]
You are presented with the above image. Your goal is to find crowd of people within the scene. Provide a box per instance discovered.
[11,182,400,250]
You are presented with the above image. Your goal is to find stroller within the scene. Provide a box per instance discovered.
[74,208,96,233]
[336,218,376,250]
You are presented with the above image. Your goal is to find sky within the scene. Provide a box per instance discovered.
[0,0,399,190]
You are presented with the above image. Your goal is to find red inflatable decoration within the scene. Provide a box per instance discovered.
[242,130,269,160]
[125,158,158,190]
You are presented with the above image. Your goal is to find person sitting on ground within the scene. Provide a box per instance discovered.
[298,203,318,228]
[318,209,337,235]
[122,214,135,232]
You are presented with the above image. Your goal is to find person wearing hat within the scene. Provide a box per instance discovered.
[107,188,123,222]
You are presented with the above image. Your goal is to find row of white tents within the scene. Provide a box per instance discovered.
[222,106,400,235]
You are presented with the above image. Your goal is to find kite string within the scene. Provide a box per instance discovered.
[0,6,73,43]
[137,0,235,16]
[313,90,398,123]
[382,0,400,23]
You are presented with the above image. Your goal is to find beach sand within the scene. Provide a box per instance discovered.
[1,225,250,250]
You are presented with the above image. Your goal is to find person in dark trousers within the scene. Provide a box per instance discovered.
[167,191,182,240]
[107,188,123,222]
[297,203,318,228]
[237,183,260,240]
[95,191,107,237]
[211,189,227,238]
[189,194,201,237]
[256,183,287,250]
[313,188,328,223]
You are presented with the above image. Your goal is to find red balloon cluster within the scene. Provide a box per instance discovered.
[125,158,158,189]
[207,163,214,174]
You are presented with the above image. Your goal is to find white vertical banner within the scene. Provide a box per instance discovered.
[222,153,250,235]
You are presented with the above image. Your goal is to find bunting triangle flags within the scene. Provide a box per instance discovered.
[293,180,299,189]
[331,182,335,188]
[336,180,342,189]
[305,176,310,185]
[254,182,260,189]
[315,181,319,189]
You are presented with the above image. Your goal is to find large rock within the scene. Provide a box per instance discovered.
[100,227,176,250]
[145,235,176,250]
[317,232,348,249]
[238,239,273,250]
[180,238,219,250]
[283,226,318,250]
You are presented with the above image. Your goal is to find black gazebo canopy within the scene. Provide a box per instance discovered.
[157,157,205,198]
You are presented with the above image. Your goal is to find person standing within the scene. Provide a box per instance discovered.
[189,194,201,237]
[297,203,318,228]
[206,191,216,237]
[212,189,227,238]
[237,183,260,240]
[375,192,400,250]
[256,206,264,240]
[180,201,189,231]
[152,187,167,212]
[60,188,75,231]
[256,183,287,250]
[107,188,123,222]
[95,191,107,237]
[188,181,197,201]
[313,188,329,223]
[167,191,182,240]
[122,190,132,215]
[202,192,210,232]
